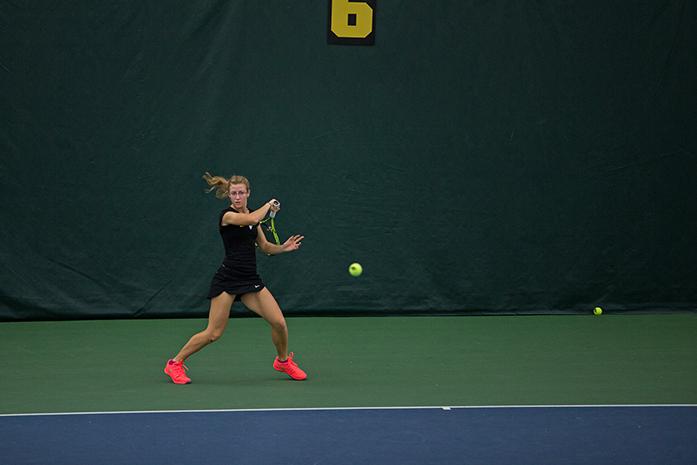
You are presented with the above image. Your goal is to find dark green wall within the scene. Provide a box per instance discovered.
[2,1,696,320]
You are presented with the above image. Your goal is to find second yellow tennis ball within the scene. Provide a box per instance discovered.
[349,262,363,277]
[594,307,603,316]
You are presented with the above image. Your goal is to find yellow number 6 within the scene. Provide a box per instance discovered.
[329,0,374,39]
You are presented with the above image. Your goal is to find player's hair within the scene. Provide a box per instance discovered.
[202,172,250,199]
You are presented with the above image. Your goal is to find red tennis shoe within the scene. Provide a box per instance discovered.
[273,352,307,380]
[164,359,191,384]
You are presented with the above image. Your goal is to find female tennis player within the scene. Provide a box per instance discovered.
[164,173,307,384]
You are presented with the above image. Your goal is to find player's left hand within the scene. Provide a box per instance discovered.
[282,235,304,252]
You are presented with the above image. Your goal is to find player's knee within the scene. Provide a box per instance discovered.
[271,318,287,333]
[206,329,224,343]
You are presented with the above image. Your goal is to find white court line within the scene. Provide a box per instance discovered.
[1,404,696,418]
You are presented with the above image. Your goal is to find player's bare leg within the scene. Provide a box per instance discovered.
[164,292,234,384]
[242,288,307,380]
[174,291,234,361]
[241,288,287,358]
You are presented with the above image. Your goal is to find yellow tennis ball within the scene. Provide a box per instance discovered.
[348,262,363,277]
[594,307,603,316]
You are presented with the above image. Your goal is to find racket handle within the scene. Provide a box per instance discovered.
[269,200,280,218]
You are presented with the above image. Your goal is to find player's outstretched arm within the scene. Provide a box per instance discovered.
[257,227,304,255]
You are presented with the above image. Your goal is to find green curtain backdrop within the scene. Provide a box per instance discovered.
[1,1,696,320]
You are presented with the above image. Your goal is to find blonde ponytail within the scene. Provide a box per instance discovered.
[203,172,250,199]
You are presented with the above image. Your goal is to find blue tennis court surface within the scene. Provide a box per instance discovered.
[1,405,696,465]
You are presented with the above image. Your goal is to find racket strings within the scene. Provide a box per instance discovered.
[260,217,281,245]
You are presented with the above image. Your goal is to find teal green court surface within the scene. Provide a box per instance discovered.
[2,314,697,465]
[1,314,696,414]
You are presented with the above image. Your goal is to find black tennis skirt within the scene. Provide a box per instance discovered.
[207,263,265,299]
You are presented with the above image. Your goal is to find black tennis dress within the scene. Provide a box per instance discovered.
[207,207,265,299]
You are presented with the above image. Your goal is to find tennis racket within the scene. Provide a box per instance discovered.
[260,200,281,245]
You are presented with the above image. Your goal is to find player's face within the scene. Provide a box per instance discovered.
[229,183,250,210]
